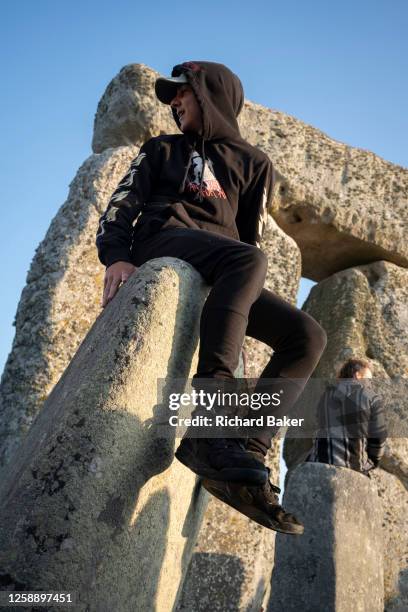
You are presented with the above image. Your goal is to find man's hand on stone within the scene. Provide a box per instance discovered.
[102,261,137,308]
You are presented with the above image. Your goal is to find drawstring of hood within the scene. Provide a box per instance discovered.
[178,136,196,195]
[198,135,206,202]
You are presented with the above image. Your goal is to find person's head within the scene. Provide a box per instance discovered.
[337,358,373,380]
[168,83,203,135]
[154,61,244,140]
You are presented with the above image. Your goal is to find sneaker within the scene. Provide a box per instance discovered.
[175,436,268,485]
[201,468,304,535]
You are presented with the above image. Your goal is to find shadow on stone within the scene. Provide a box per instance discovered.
[175,552,245,612]
[268,463,383,612]
[0,259,210,612]
[385,566,408,612]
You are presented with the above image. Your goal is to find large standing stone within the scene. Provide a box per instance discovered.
[371,468,408,612]
[94,64,408,279]
[0,258,211,612]
[92,64,173,154]
[268,463,384,612]
[284,261,408,609]
[0,145,142,472]
[302,260,408,379]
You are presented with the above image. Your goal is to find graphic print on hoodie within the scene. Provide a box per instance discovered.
[185,150,227,200]
[96,61,275,268]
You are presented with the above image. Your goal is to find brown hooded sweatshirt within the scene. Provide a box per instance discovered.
[96,61,275,268]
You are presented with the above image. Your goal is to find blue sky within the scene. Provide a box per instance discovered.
[1,0,407,374]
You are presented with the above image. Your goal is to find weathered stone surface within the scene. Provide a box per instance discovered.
[371,468,408,612]
[268,463,384,612]
[0,259,211,612]
[93,63,408,280]
[0,145,142,472]
[302,260,408,379]
[241,104,408,280]
[284,261,408,609]
[92,64,173,154]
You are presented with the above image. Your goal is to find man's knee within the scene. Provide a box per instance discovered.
[245,245,268,274]
[224,244,267,282]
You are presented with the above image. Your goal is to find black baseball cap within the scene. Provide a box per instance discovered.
[155,73,189,105]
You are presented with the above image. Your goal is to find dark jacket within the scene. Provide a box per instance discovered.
[96,61,275,267]
[306,380,387,476]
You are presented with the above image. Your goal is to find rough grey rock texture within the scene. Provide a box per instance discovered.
[0,145,142,473]
[241,104,408,280]
[371,468,408,612]
[284,261,408,609]
[94,63,408,280]
[0,258,211,612]
[268,463,384,612]
[92,64,173,153]
[302,260,408,380]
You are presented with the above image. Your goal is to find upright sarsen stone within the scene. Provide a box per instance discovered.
[284,261,408,610]
[0,259,210,612]
[268,463,384,612]
[0,145,144,473]
[92,64,174,154]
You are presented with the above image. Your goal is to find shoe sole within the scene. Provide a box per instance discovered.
[202,478,305,535]
[175,444,268,486]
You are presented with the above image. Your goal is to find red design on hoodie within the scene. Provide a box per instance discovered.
[185,151,227,200]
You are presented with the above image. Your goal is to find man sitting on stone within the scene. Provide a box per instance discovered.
[306,357,387,476]
[96,60,328,534]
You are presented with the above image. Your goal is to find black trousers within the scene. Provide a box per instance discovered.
[132,226,327,445]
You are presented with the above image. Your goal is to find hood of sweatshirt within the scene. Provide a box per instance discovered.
[170,60,244,141]
[167,61,245,200]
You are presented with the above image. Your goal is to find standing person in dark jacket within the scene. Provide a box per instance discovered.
[96,61,327,534]
[306,358,387,476]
